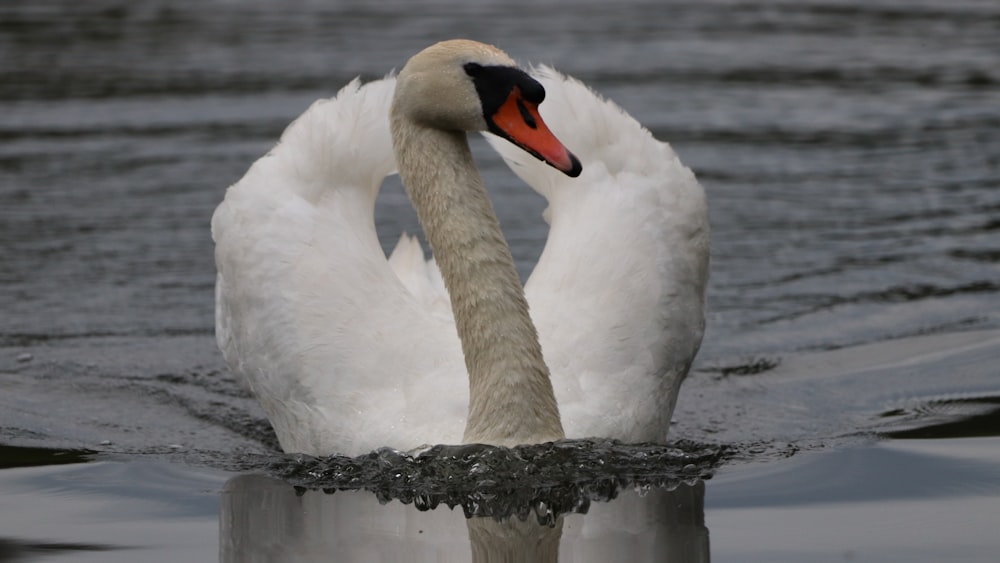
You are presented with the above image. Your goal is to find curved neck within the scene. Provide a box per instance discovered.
[391,116,564,446]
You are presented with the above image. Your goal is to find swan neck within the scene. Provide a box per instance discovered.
[391,117,564,446]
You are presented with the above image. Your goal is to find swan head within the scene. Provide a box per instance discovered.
[392,39,582,177]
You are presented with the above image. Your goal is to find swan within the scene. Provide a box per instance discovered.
[212,40,709,456]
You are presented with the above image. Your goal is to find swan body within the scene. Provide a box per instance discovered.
[213,41,709,456]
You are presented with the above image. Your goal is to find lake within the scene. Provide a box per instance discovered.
[2,0,999,561]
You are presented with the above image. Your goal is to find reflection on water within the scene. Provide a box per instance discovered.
[221,475,707,563]
[0,538,120,562]
[219,440,719,561]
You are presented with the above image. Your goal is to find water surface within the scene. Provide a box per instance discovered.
[2,0,999,561]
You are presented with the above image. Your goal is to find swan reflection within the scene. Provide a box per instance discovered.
[220,474,707,562]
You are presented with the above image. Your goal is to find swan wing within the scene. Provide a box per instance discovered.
[487,67,710,441]
[213,77,465,455]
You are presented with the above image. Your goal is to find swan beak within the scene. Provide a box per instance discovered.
[490,87,582,178]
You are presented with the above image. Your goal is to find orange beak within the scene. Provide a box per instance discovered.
[490,87,582,177]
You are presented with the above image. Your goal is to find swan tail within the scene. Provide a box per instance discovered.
[387,233,450,311]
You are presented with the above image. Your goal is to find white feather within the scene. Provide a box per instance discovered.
[213,66,709,455]
[489,66,710,440]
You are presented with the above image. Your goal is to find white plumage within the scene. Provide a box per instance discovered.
[213,61,709,456]
[504,67,709,441]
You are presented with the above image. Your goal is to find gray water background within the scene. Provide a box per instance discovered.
[1,0,1000,561]
[3,0,998,357]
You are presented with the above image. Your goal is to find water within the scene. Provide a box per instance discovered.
[2,0,999,560]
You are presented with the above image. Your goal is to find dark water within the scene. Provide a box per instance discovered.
[2,0,1000,561]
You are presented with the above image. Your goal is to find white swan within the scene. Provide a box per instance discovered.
[212,40,709,456]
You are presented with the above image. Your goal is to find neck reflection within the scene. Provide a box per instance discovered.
[220,474,708,562]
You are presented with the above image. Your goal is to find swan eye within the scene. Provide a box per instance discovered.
[463,62,484,77]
